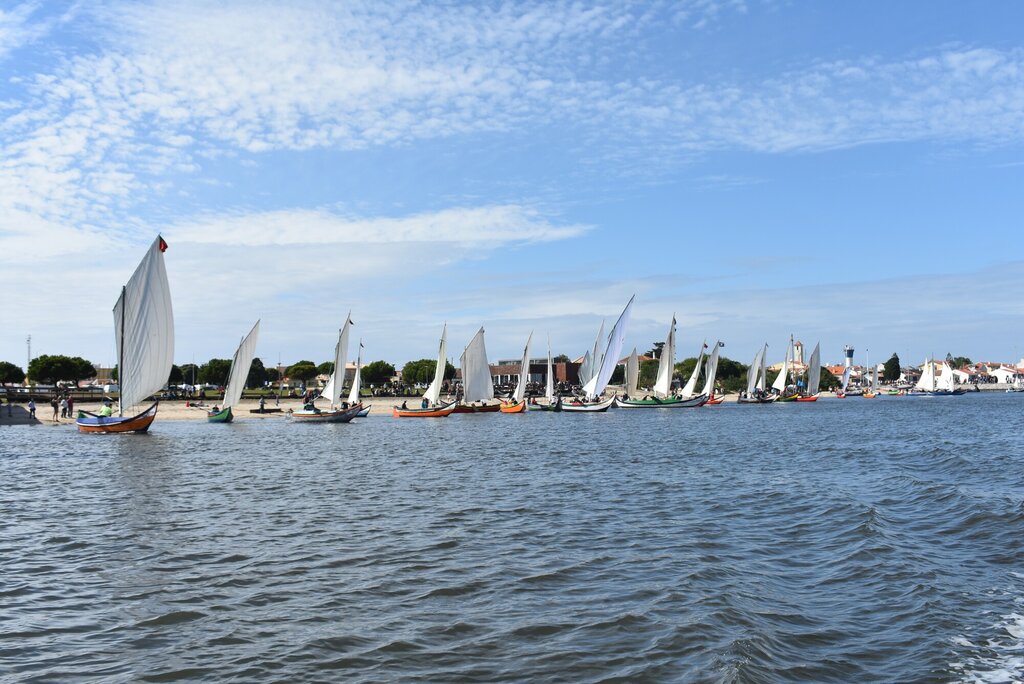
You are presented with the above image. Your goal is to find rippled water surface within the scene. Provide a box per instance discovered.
[3,394,1024,682]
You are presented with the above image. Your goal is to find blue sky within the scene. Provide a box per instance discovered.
[2,1,1023,371]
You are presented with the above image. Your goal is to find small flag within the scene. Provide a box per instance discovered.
[703,342,709,349]
[158,236,168,252]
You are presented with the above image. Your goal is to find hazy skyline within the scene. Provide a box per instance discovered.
[2,1,1023,371]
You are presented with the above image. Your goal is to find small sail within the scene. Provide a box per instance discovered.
[591,320,606,381]
[772,336,792,392]
[423,324,448,405]
[460,327,494,403]
[114,236,174,414]
[545,336,554,402]
[582,296,635,400]
[223,320,260,410]
[700,341,723,397]
[653,316,676,397]
[626,347,639,397]
[937,362,956,391]
[758,343,768,392]
[871,366,879,391]
[806,342,821,395]
[915,358,936,392]
[347,341,363,404]
[512,332,532,402]
[841,366,851,392]
[681,339,706,399]
[578,350,593,388]
[746,347,763,395]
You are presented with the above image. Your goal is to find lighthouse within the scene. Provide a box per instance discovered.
[843,345,855,368]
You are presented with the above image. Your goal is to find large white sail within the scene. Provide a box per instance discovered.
[806,342,821,396]
[700,341,723,397]
[915,359,936,392]
[653,316,676,398]
[625,347,639,397]
[347,341,363,404]
[591,320,606,381]
[460,327,494,403]
[681,339,706,399]
[223,320,260,410]
[325,314,351,407]
[936,362,956,391]
[114,236,174,414]
[871,366,879,391]
[758,343,768,392]
[423,324,448,405]
[746,347,763,395]
[582,296,635,399]
[545,336,555,402]
[512,332,532,402]
[578,350,593,388]
[772,336,792,392]
[841,366,851,392]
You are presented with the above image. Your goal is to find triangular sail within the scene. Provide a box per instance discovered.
[322,313,351,407]
[681,339,706,399]
[347,341,363,404]
[806,342,821,395]
[460,327,494,403]
[424,324,448,405]
[841,366,851,392]
[578,350,593,388]
[582,296,635,399]
[758,343,768,392]
[700,341,723,397]
[772,336,792,392]
[114,236,174,414]
[512,332,532,402]
[746,347,763,395]
[871,366,879,391]
[626,347,639,397]
[915,359,936,392]
[653,316,676,397]
[545,336,554,402]
[937,362,955,391]
[223,320,260,410]
[591,320,606,381]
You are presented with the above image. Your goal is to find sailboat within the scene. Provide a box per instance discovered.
[501,333,532,413]
[836,366,852,397]
[532,336,562,411]
[615,320,706,408]
[796,341,821,401]
[394,324,456,417]
[772,336,799,401]
[349,341,370,416]
[77,236,174,433]
[290,313,362,423]
[737,343,775,403]
[577,321,605,391]
[702,341,726,404]
[564,296,634,412]
[862,357,879,398]
[207,320,260,423]
[453,327,499,413]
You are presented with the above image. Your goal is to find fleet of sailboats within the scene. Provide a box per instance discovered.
[75,238,977,431]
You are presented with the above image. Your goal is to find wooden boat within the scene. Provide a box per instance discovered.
[737,344,774,404]
[705,395,725,405]
[533,397,563,412]
[356,406,370,417]
[77,402,158,433]
[777,393,799,402]
[500,332,532,415]
[614,394,707,408]
[499,400,527,413]
[453,402,500,413]
[77,236,174,434]
[208,320,261,423]
[797,342,822,403]
[737,393,776,404]
[393,401,456,418]
[290,403,363,423]
[578,295,635,403]
[395,324,454,418]
[527,337,558,411]
[695,340,725,406]
[796,394,819,402]
[560,396,615,412]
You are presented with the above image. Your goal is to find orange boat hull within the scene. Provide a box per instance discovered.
[796,395,818,402]
[499,401,527,413]
[77,402,158,433]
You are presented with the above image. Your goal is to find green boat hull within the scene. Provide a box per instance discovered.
[207,406,233,423]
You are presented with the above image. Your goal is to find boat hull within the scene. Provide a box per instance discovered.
[356,406,370,417]
[207,406,234,423]
[737,395,776,404]
[499,401,527,414]
[393,402,456,418]
[560,397,615,413]
[704,395,725,405]
[77,402,159,433]
[796,394,819,402]
[614,394,707,408]
[452,403,501,413]
[288,404,362,423]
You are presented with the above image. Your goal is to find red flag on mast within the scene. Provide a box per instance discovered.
[158,236,168,252]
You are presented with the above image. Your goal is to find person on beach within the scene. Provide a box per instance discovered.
[59,397,68,418]
[51,397,59,421]
[6,399,11,417]
[67,396,74,417]
[28,398,36,418]
[259,396,265,413]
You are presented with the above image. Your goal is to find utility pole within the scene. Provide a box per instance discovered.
[26,335,31,383]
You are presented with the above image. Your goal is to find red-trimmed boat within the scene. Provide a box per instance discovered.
[393,401,457,418]
[77,402,159,433]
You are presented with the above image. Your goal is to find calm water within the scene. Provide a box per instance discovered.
[2,394,1024,682]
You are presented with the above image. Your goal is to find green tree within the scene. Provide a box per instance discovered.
[553,354,570,363]
[402,359,455,385]
[179,363,198,385]
[362,360,396,385]
[714,356,749,394]
[198,358,232,386]
[644,341,665,359]
[168,364,184,384]
[247,357,270,388]
[948,355,972,369]
[638,359,659,388]
[28,354,94,385]
[883,353,901,382]
[317,361,334,376]
[286,360,318,383]
[0,361,26,385]
[265,366,280,382]
[817,366,841,391]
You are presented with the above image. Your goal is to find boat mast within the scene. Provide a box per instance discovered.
[118,285,126,416]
